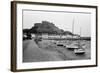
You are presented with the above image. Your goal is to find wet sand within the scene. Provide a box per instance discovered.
[23,39,91,62]
[23,39,63,62]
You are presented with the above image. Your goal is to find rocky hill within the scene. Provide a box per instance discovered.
[24,21,73,35]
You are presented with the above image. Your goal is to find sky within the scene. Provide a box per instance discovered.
[23,10,91,37]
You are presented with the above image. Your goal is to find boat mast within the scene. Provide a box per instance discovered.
[78,27,81,48]
[71,18,74,43]
[80,27,81,37]
[70,18,74,44]
[72,18,74,37]
[80,27,81,48]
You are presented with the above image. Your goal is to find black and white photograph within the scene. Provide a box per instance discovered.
[23,10,91,62]
[11,1,97,71]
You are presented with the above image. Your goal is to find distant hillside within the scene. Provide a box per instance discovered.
[24,21,73,35]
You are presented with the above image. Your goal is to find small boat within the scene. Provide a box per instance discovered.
[57,44,64,46]
[65,44,79,50]
[65,18,79,50]
[56,42,64,46]
[74,48,85,54]
[74,27,85,54]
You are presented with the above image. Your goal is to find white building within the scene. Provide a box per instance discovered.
[31,34,35,38]
[42,34,48,39]
[32,33,74,39]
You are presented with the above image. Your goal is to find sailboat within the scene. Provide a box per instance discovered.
[66,18,79,50]
[74,27,85,54]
